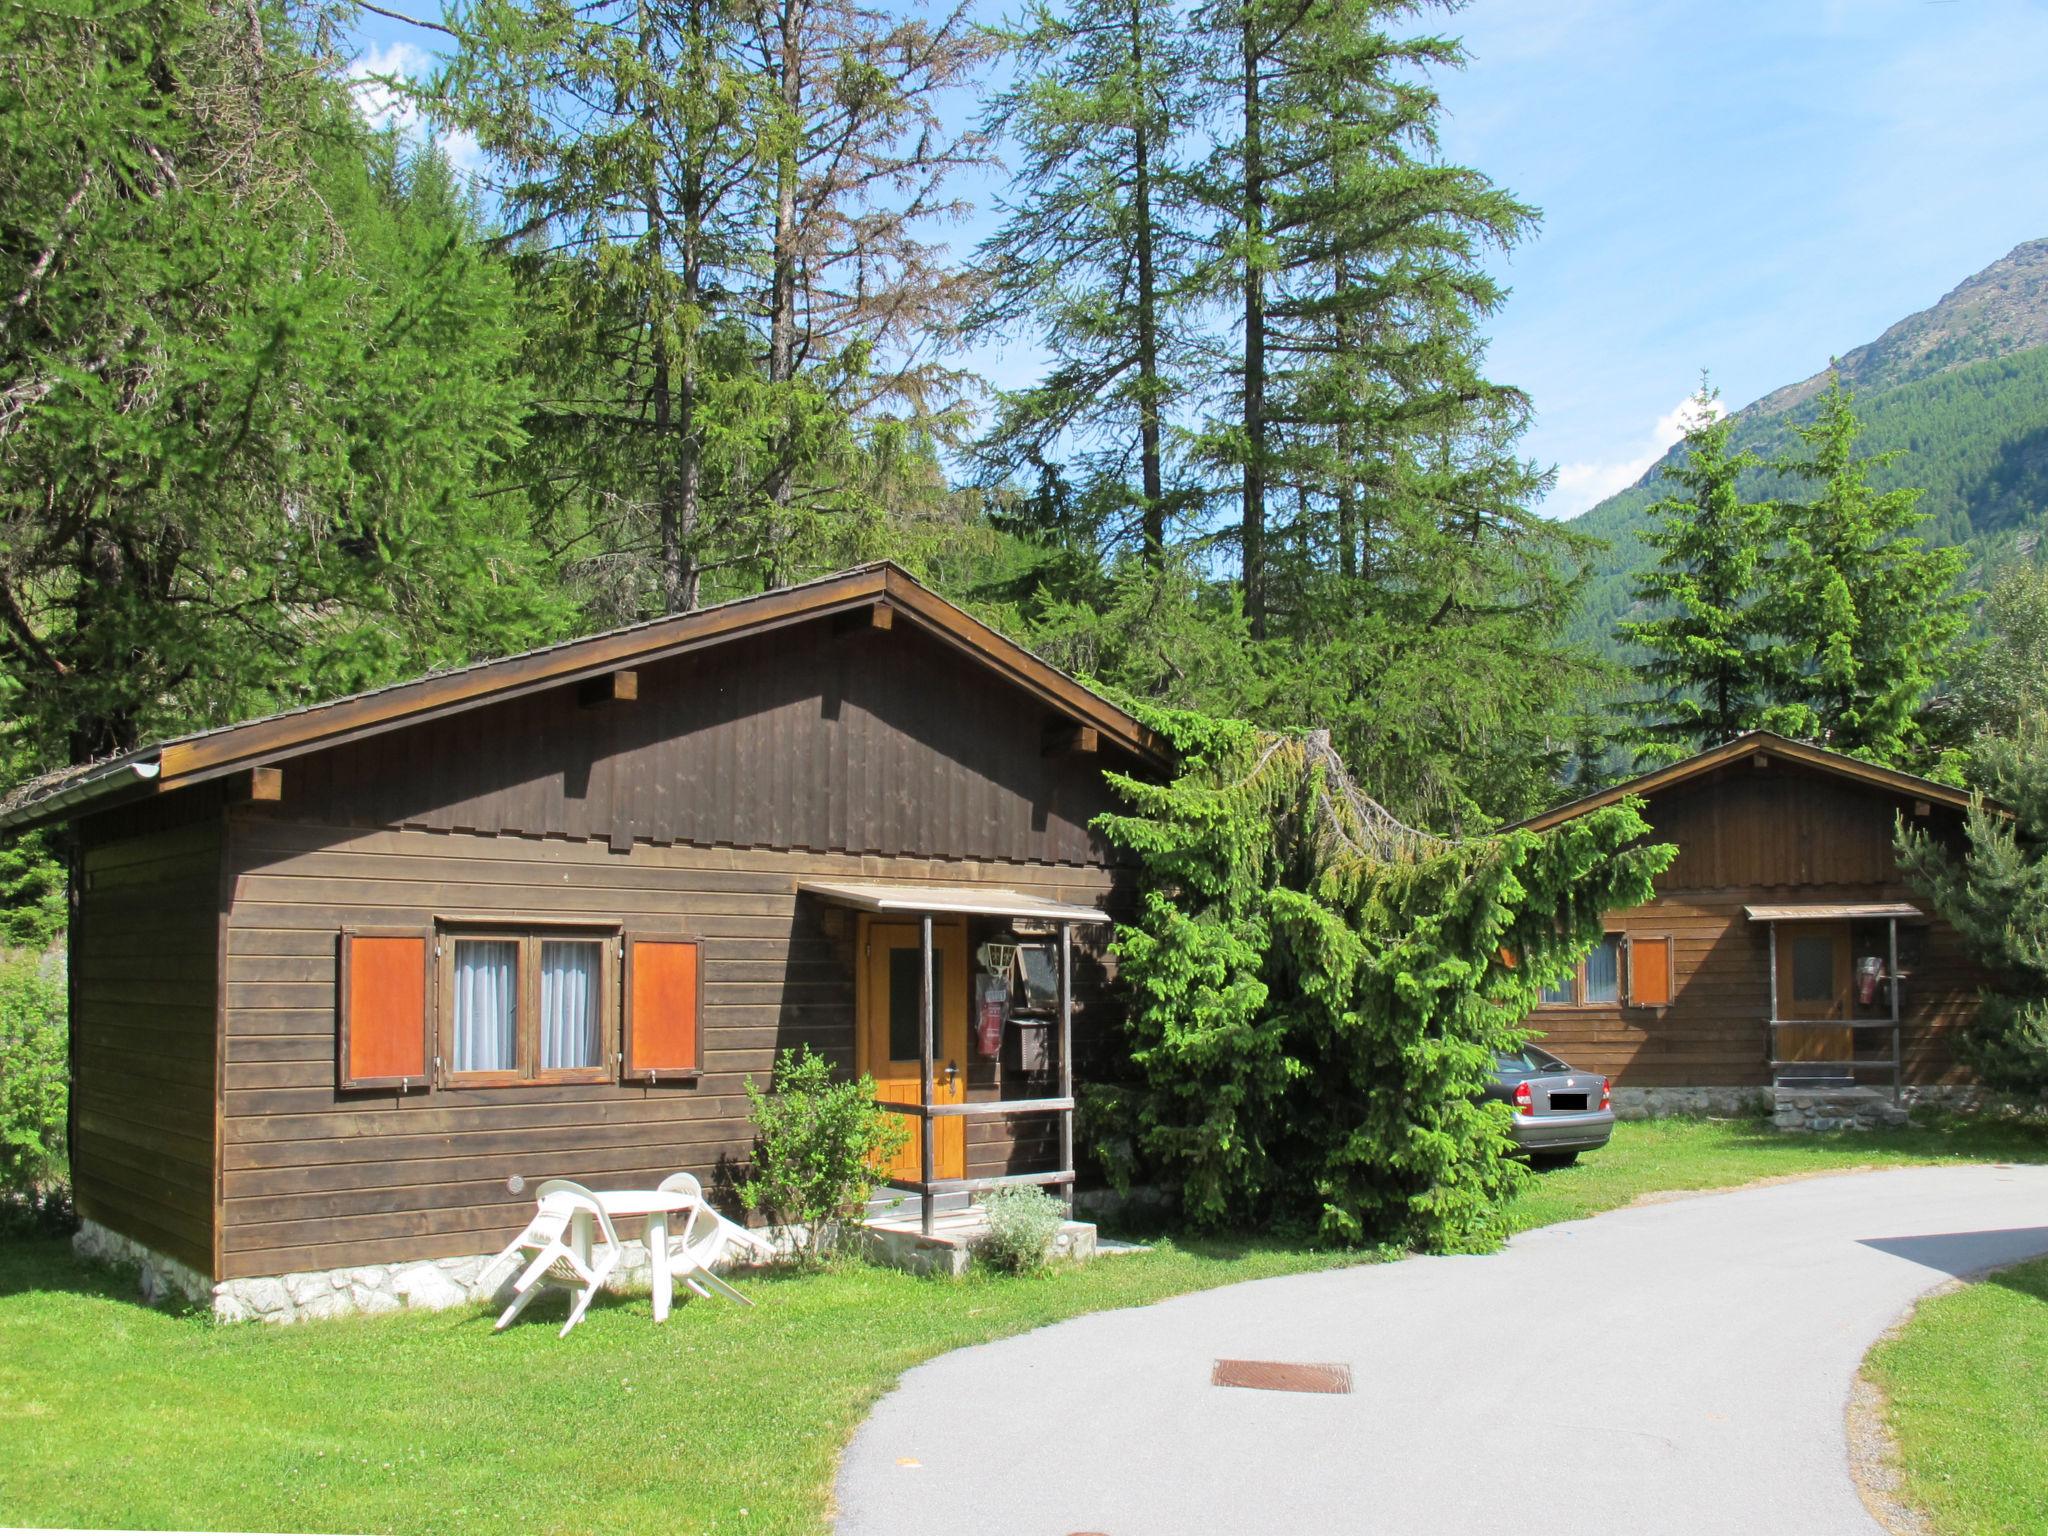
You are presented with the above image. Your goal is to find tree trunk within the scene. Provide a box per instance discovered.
[1240,14,1267,639]
[763,0,802,588]
[1132,0,1164,567]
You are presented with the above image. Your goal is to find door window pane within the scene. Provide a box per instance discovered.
[1791,936,1836,1003]
[888,946,929,1062]
[1583,937,1621,1004]
[540,940,603,1071]
[452,939,517,1073]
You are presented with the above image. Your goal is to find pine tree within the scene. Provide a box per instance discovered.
[1898,717,2048,1094]
[972,0,1204,566]
[1617,384,1774,761]
[1764,376,1967,768]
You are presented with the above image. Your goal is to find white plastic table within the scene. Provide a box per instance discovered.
[566,1188,698,1323]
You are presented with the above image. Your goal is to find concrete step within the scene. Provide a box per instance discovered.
[864,1186,972,1222]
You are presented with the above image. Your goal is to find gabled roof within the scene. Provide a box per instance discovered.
[0,562,1168,832]
[1516,730,1977,833]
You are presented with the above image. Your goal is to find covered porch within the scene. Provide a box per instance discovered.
[1747,901,1927,1101]
[797,879,1109,1254]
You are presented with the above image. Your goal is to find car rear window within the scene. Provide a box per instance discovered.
[1496,1047,1569,1075]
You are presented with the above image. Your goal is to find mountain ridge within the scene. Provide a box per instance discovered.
[1561,239,2048,660]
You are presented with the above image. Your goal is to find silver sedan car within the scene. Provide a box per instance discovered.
[1487,1045,1614,1166]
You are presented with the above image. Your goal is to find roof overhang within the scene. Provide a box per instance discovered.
[1517,731,1979,833]
[1744,902,1925,922]
[797,879,1111,925]
[0,562,1170,833]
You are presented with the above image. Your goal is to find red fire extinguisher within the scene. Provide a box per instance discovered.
[976,975,1008,1058]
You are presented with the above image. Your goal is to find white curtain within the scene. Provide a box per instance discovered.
[453,940,517,1073]
[540,941,602,1071]
[1583,938,1621,1004]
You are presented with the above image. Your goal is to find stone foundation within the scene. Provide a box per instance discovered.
[1610,1085,1773,1121]
[1772,1085,1911,1133]
[74,1218,763,1326]
[73,1220,212,1309]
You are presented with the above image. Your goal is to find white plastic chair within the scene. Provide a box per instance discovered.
[656,1171,770,1307]
[488,1179,621,1337]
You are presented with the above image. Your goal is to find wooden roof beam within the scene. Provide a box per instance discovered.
[578,669,639,707]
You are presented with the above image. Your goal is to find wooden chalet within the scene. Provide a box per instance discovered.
[1518,732,1987,1106]
[2,563,1167,1317]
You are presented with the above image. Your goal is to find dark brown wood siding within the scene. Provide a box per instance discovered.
[216,818,1120,1279]
[71,793,223,1277]
[1528,762,1983,1087]
[276,618,1132,867]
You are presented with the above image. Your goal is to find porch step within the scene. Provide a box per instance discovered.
[864,1186,973,1223]
[858,1206,1099,1277]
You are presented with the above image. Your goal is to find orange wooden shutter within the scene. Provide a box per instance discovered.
[1629,935,1674,1008]
[339,930,431,1090]
[625,938,700,1081]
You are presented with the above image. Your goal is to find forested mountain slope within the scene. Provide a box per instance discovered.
[1566,239,2048,656]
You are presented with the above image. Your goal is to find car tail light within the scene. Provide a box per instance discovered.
[1600,1077,1612,1111]
[1513,1081,1533,1117]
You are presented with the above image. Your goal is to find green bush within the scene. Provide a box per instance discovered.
[0,952,67,1196]
[739,1046,908,1262]
[976,1185,1066,1274]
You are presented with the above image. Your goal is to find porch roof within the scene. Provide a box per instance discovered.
[795,879,1111,924]
[1743,902,1924,922]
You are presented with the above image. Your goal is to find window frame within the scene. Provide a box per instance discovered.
[436,920,622,1087]
[1534,931,1627,1010]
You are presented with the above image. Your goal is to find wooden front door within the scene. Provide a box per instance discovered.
[1776,921,1853,1062]
[858,917,970,1183]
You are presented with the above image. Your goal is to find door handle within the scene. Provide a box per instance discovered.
[944,1060,960,1088]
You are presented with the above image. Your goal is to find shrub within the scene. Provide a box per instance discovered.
[0,952,66,1198]
[739,1046,907,1261]
[976,1184,1066,1274]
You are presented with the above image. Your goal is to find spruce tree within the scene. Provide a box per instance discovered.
[1898,718,2048,1094]
[1617,384,1774,761]
[1764,376,1966,768]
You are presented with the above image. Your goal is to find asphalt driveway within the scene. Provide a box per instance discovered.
[834,1164,2048,1536]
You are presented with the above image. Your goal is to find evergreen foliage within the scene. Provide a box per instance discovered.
[0,0,561,768]
[1618,384,1774,762]
[1898,718,2048,1096]
[1765,378,1968,769]
[1093,705,1673,1251]
[972,0,1204,564]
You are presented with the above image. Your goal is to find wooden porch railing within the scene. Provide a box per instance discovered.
[877,916,1078,1236]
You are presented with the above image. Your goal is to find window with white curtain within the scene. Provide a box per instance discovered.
[451,939,518,1074]
[440,927,617,1083]
[540,940,604,1071]
[1534,933,1626,1008]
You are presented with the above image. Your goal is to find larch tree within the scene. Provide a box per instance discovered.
[971,0,1205,567]
[740,0,995,586]
[1764,375,1967,770]
[0,0,552,767]
[437,0,771,616]
[1618,384,1775,762]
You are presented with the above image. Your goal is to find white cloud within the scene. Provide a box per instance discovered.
[348,40,483,175]
[1545,390,1726,520]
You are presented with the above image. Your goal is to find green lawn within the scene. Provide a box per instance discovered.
[3,1112,2046,1536]
[1866,1255,2048,1536]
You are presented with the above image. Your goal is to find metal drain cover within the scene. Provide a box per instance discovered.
[1211,1358,1353,1394]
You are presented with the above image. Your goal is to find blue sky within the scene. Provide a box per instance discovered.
[348,0,2048,519]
